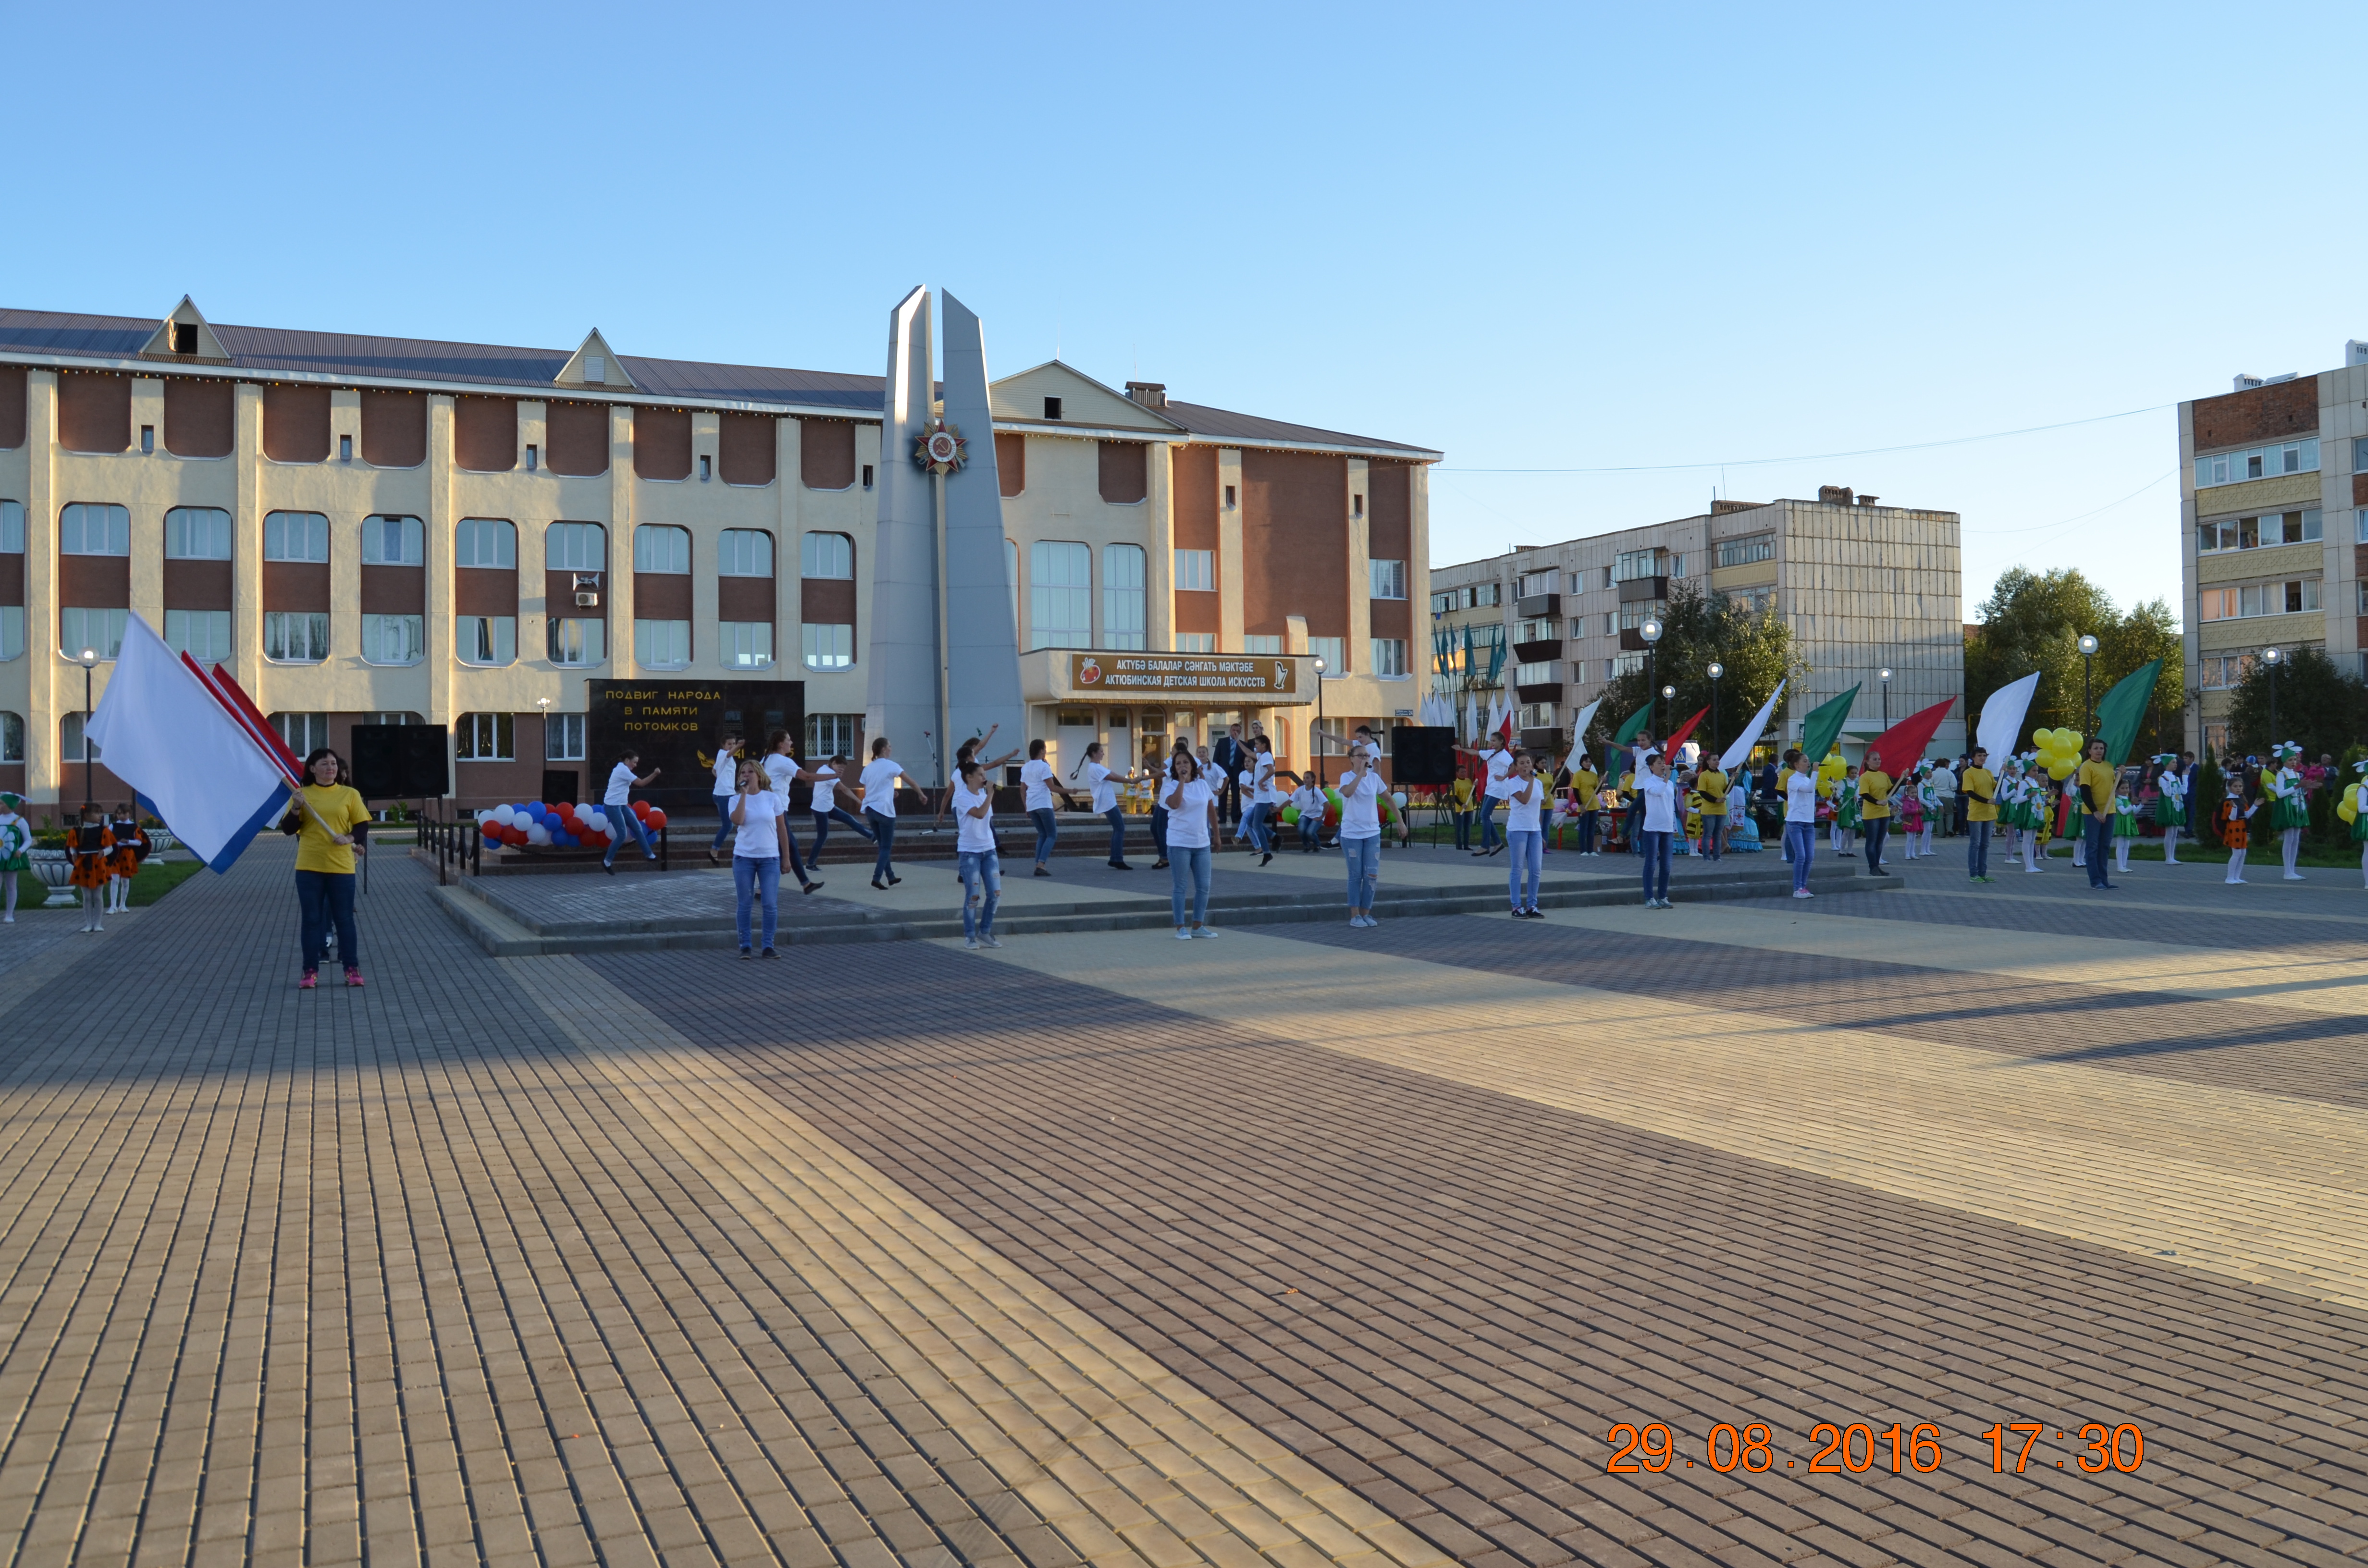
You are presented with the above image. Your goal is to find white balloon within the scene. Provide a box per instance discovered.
[1392,792,1408,808]
[475,808,496,824]
[525,822,551,846]
[586,810,608,833]
[492,805,517,828]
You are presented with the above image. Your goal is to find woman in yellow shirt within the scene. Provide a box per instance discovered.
[1450,767,1477,851]
[282,747,373,989]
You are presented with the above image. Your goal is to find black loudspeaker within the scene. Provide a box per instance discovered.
[350,725,450,800]
[1390,726,1457,786]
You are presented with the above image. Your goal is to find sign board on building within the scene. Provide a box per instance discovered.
[1063,653,1308,702]
[588,679,803,812]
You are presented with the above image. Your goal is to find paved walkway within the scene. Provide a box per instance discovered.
[0,836,2360,1566]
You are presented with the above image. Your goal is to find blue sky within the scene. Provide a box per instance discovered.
[8,2,2362,622]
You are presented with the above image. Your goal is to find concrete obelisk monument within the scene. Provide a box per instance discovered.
[863,286,1025,787]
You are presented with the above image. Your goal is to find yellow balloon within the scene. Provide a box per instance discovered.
[2060,730,2084,755]
[2046,760,2074,780]
[2339,784,2359,824]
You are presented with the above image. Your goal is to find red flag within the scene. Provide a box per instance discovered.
[189,659,305,782]
[1864,696,1955,777]
[1660,706,1709,760]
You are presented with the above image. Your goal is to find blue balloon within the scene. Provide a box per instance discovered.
[554,831,577,847]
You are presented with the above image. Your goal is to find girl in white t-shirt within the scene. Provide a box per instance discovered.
[1161,752,1221,938]
[859,738,915,889]
[758,730,826,895]
[950,759,1003,949]
[727,759,790,958]
[805,753,876,865]
[1075,741,1137,871]
[1501,749,1546,918]
[1291,777,1325,853]
[1018,737,1076,877]
[706,729,743,863]
[1338,751,1387,927]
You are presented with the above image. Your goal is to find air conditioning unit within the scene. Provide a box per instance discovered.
[574,591,599,607]
[572,571,601,608]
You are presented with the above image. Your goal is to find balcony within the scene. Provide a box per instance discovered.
[1516,679,1565,704]
[1618,626,1653,651]
[1520,726,1565,752]
[1616,575,1667,603]
[1515,593,1561,619]
[1512,637,1563,664]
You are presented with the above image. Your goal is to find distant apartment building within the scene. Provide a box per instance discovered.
[2176,351,2368,756]
[1431,488,1964,756]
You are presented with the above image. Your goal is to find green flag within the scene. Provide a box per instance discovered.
[1799,685,1861,767]
[1610,698,1655,745]
[2093,659,2161,768]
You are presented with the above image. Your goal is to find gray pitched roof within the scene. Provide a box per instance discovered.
[0,306,1433,454]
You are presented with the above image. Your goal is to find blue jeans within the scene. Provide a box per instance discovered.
[810,805,872,861]
[1785,823,1816,891]
[1168,845,1211,926]
[1299,814,1320,851]
[1105,807,1128,864]
[867,811,897,880]
[1639,830,1672,902]
[603,807,654,867]
[1029,808,1059,867]
[1453,810,1472,850]
[958,849,1001,938]
[1342,833,1381,909]
[1701,817,1725,860]
[1150,805,1169,861]
[1506,829,1542,909]
[709,794,736,851]
[1242,801,1271,854]
[2085,813,2112,886]
[1968,820,1991,878]
[295,869,357,972]
[1575,811,1597,853]
[1864,818,1890,873]
[733,855,780,949]
[1477,796,1499,851]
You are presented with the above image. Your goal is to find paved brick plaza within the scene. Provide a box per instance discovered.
[0,840,2363,1567]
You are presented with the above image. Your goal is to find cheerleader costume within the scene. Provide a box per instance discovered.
[68,823,115,931]
[2110,793,2140,874]
[0,804,30,923]
[2153,770,2186,864]
[2265,762,2308,880]
[2219,796,2256,884]
[2021,775,2051,873]
[2352,787,2368,888]
[106,814,148,914]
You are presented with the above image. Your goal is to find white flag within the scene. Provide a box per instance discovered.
[1717,679,1787,773]
[1975,671,2041,767]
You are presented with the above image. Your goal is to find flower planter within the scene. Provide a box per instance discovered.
[26,849,78,907]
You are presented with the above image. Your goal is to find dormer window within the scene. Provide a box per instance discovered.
[584,355,605,384]
[172,323,198,355]
[1043,396,1062,420]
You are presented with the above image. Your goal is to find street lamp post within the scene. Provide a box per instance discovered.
[1878,666,1892,730]
[1706,661,1724,759]
[2077,633,2100,735]
[1639,617,1664,740]
[1312,653,1328,787]
[76,648,99,809]
[2261,647,2282,753]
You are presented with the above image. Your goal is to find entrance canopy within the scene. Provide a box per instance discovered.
[1022,650,1314,708]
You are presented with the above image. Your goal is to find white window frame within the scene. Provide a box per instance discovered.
[263,511,330,563]
[1174,633,1217,654]
[800,531,853,579]
[360,613,425,666]
[455,712,516,761]
[1173,548,1214,593]
[0,500,22,554]
[2195,438,2320,489]
[263,611,330,663]
[1716,534,1775,568]
[546,522,606,572]
[165,506,232,560]
[1244,634,1283,655]
[60,607,129,660]
[361,514,424,566]
[802,622,853,670]
[634,618,691,668]
[1102,543,1146,651]
[1373,637,1410,678]
[806,713,861,760]
[1309,636,1345,676]
[0,710,22,764]
[61,503,130,557]
[456,517,517,569]
[718,529,774,577]
[460,615,518,667]
[633,525,690,574]
[1030,540,1092,650]
[720,621,774,670]
[1372,559,1409,600]
[545,713,586,761]
[547,617,604,666]
[164,608,232,662]
[0,606,21,662]
[271,712,331,757]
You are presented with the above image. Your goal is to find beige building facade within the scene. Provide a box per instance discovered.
[0,298,1437,808]
[1431,488,1964,757]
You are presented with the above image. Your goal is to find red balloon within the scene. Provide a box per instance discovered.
[632,800,651,819]
[646,808,666,831]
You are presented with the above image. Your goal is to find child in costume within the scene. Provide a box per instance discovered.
[0,794,31,923]
[67,803,114,932]
[1833,766,1860,856]
[2109,774,2140,875]
[2150,754,2186,865]
[2265,741,2308,881]
[2351,760,2368,889]
[106,805,148,915]
[2022,756,2053,874]
[2218,776,2257,884]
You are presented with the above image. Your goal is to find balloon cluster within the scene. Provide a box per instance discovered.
[477,799,666,850]
[2340,784,2361,826]
[2032,728,2084,780]
[1814,752,1847,798]
[1274,789,1408,828]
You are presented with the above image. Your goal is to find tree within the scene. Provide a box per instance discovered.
[1584,581,1804,760]
[1965,569,2189,749]
[2224,645,2366,762]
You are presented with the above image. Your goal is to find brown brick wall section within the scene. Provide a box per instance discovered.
[161,558,232,612]
[801,576,856,625]
[544,401,609,477]
[1242,448,1346,644]
[58,554,129,609]
[1367,460,1412,560]
[455,568,516,618]
[359,390,427,468]
[452,396,516,473]
[2192,376,2319,451]
[716,576,772,622]
[264,561,331,613]
[800,419,855,490]
[1171,444,1218,552]
[994,433,1024,496]
[162,379,233,459]
[0,554,22,606]
[1173,592,1218,635]
[717,413,776,487]
[634,572,692,618]
[56,372,129,454]
[261,383,330,463]
[1097,441,1147,504]
[632,406,692,483]
[0,366,24,448]
[360,565,425,615]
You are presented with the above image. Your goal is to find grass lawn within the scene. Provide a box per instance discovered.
[128,858,207,906]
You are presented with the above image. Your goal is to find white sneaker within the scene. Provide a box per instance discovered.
[1190,927,1218,939]
[1791,888,1813,899]
[1175,928,1194,940]
[964,935,980,950]
[2284,872,2306,881]
[980,934,1003,949]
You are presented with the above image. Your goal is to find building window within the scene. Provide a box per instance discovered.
[456,712,515,761]
[547,617,603,666]
[460,616,517,666]
[1514,569,1557,598]
[1615,548,1665,583]
[1516,616,1559,643]
[165,506,232,559]
[1173,549,1214,593]
[719,529,773,576]
[0,500,20,555]
[807,713,862,760]
[0,711,21,764]
[2195,439,2319,489]
[272,712,332,756]
[2198,578,2320,619]
[546,522,606,572]
[2199,654,2253,690]
[1430,590,1458,614]
[1372,638,1409,678]
[456,517,516,568]
[0,607,21,662]
[1309,636,1345,675]
[1044,396,1063,420]
[1372,560,1409,600]
[720,622,774,670]
[546,713,586,761]
[801,531,853,579]
[1612,652,1645,677]
[61,712,99,763]
[263,511,329,562]
[1103,544,1146,651]
[1175,633,1217,654]
[362,514,423,565]
[361,613,425,666]
[60,503,130,556]
[1031,540,1092,649]
[1005,537,1020,636]
[163,609,231,662]
[1517,704,1556,729]
[1223,484,1236,510]
[1716,534,1775,568]
[1471,582,1501,607]
[633,525,689,574]
[1245,635,1283,655]
[60,607,128,660]
[802,623,853,669]
[263,611,329,662]
[634,619,691,668]
[2200,510,2321,551]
